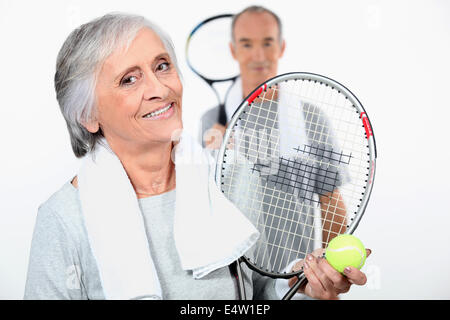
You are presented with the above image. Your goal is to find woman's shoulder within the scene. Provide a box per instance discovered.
[39,179,79,213]
[27,179,103,299]
[37,179,85,237]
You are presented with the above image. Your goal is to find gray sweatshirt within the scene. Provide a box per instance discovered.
[24,181,284,300]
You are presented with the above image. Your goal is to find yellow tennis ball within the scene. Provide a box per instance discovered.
[325,234,366,273]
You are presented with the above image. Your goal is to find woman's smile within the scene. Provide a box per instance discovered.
[142,102,175,120]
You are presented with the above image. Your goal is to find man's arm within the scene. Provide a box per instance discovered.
[319,189,347,246]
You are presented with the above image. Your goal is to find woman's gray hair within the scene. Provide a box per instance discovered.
[55,13,180,158]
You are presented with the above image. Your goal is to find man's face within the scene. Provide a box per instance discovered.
[230,11,285,88]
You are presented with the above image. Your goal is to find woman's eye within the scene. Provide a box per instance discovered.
[157,62,170,72]
[121,75,138,86]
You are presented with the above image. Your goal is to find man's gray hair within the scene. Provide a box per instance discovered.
[55,13,179,158]
[231,5,283,44]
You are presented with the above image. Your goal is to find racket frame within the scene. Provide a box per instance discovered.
[215,72,377,298]
[185,13,239,125]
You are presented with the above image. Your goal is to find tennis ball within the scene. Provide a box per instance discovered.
[325,234,366,274]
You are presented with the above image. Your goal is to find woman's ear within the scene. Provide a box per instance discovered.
[82,119,100,134]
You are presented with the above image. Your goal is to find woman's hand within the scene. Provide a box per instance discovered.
[288,248,372,300]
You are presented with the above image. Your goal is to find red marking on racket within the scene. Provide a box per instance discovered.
[360,112,373,139]
[247,84,267,104]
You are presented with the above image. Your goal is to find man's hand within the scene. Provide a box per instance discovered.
[288,248,372,300]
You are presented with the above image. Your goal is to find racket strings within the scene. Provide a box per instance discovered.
[320,190,348,246]
[227,156,348,265]
[245,92,366,157]
[281,89,363,156]
[224,163,349,230]
[239,89,366,188]
[222,161,350,272]
[232,88,310,269]
[230,131,367,203]
[284,77,358,260]
[221,78,370,274]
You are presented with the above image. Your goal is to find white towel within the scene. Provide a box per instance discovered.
[77,132,259,299]
[277,82,308,159]
[225,77,308,158]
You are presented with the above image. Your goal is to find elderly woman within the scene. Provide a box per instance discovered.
[24,13,368,300]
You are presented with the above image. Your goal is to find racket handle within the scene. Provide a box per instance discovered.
[282,274,307,300]
[229,260,247,300]
[218,104,227,126]
[235,260,247,300]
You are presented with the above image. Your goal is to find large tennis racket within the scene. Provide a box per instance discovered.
[185,14,238,126]
[215,72,377,300]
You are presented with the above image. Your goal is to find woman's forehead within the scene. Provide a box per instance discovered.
[102,28,167,72]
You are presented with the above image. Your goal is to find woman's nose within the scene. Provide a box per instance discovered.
[143,72,170,101]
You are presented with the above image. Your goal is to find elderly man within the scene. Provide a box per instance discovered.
[200,5,285,148]
[199,5,371,300]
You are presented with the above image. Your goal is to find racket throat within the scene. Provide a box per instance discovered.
[229,259,247,300]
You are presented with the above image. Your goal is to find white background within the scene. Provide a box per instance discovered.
[0,0,449,299]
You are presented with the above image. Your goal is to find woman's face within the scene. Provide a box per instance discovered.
[89,27,183,148]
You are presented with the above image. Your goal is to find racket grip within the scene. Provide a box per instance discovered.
[235,260,247,300]
[218,104,227,126]
[282,274,307,300]
[229,259,247,300]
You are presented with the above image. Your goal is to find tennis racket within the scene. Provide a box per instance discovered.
[215,72,377,300]
[185,14,238,127]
